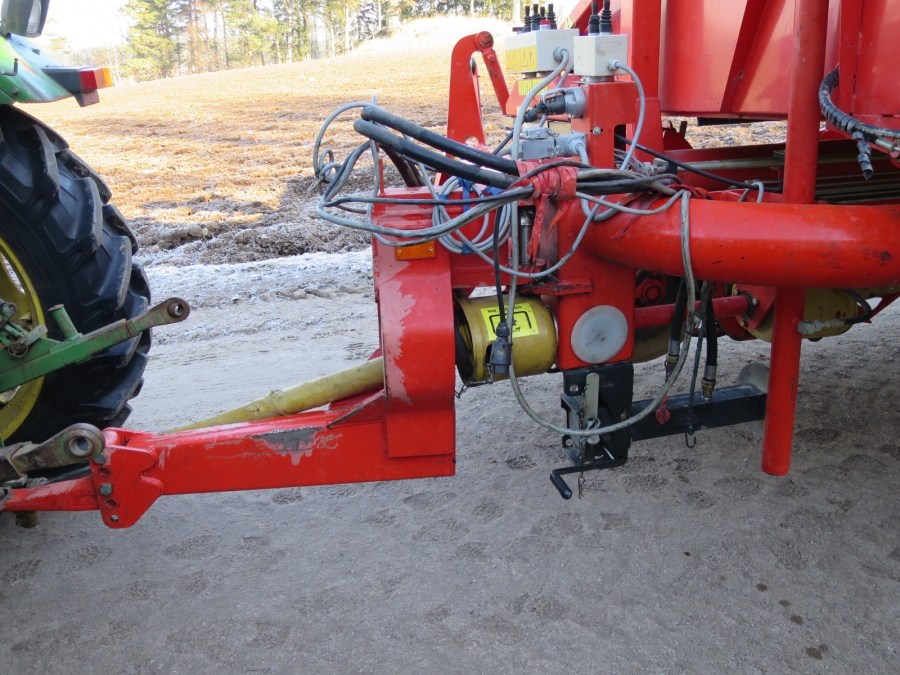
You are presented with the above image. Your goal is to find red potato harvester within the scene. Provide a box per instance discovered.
[4,0,900,524]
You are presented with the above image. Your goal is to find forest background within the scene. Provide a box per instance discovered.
[46,0,528,82]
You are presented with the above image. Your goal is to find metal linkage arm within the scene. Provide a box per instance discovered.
[0,297,190,392]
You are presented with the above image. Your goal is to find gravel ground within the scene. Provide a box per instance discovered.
[1,15,894,675]
[1,254,899,674]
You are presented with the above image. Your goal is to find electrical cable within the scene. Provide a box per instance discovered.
[449,188,687,280]
[494,130,513,155]
[323,192,519,208]
[312,101,373,186]
[511,48,571,161]
[610,61,645,171]
[614,134,768,190]
[738,180,766,203]
[492,208,506,327]
[316,185,524,243]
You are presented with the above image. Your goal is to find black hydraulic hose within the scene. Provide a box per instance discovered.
[361,106,521,176]
[494,130,513,155]
[842,289,874,326]
[819,69,900,141]
[380,145,427,187]
[614,134,767,190]
[705,293,717,368]
[669,279,688,345]
[354,119,515,189]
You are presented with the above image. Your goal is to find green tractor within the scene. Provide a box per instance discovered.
[0,0,164,449]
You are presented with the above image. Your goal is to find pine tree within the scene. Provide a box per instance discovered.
[123,0,180,80]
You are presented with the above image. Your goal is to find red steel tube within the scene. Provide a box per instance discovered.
[761,287,806,475]
[761,0,830,476]
[782,0,830,205]
[588,200,900,288]
[633,295,750,330]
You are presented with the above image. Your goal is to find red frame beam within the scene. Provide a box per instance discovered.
[762,0,831,476]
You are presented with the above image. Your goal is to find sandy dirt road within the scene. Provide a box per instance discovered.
[2,254,900,674]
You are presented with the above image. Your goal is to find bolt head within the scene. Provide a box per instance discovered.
[110,514,120,523]
[99,483,113,496]
[592,127,602,135]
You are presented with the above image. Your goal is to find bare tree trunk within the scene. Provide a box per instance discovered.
[286,0,294,63]
[470,0,475,17]
[326,11,334,58]
[212,6,220,70]
[513,0,521,24]
[220,7,229,68]
[344,4,351,53]
[201,5,212,71]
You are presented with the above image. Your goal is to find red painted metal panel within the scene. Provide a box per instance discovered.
[565,1,898,120]
[853,0,900,119]
[659,0,749,114]
[372,203,457,459]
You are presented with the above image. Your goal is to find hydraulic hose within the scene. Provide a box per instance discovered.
[353,119,515,189]
[360,106,521,176]
[379,145,427,187]
[819,69,900,141]
[705,293,717,369]
[669,279,687,349]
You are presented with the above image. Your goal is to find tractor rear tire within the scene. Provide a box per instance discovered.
[0,104,151,444]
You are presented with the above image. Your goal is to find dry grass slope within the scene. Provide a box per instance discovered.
[32,17,785,266]
[35,17,513,265]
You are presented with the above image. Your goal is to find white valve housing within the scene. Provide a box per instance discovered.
[573,33,629,77]
[504,29,579,74]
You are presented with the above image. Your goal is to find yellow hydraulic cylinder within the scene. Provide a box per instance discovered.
[171,357,385,432]
[455,294,557,382]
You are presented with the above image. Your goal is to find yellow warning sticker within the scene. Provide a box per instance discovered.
[518,79,543,96]
[506,46,538,73]
[480,304,541,341]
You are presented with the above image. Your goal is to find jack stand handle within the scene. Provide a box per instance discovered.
[550,470,573,499]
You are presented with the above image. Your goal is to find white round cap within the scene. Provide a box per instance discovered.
[570,305,629,363]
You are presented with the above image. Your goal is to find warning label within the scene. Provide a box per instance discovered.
[506,46,538,73]
[480,303,541,341]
